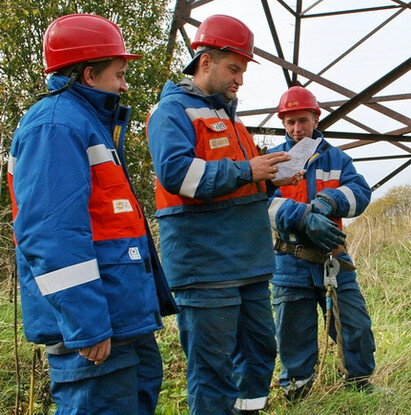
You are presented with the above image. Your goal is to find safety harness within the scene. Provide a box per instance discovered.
[273,238,356,271]
[37,72,78,101]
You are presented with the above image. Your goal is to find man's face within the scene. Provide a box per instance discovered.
[204,52,249,103]
[89,57,129,95]
[282,109,319,142]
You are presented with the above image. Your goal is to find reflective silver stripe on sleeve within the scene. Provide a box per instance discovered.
[234,396,268,411]
[338,185,357,217]
[8,156,17,175]
[35,259,100,296]
[315,169,341,181]
[185,107,229,122]
[268,198,287,231]
[87,144,118,166]
[179,158,207,198]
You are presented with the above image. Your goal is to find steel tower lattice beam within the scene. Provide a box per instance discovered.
[166,0,411,190]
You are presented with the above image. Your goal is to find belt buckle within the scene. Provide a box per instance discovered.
[293,244,303,257]
[273,238,282,251]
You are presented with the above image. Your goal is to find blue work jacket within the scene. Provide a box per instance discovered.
[267,131,371,287]
[8,75,177,349]
[147,80,275,288]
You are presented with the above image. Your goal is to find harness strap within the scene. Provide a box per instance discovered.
[36,72,78,101]
[273,238,356,271]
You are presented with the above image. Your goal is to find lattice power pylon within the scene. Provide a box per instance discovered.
[166,0,411,193]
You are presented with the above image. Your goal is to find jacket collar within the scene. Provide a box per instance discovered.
[175,78,238,119]
[48,75,122,120]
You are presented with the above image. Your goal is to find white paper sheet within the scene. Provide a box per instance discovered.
[275,137,322,180]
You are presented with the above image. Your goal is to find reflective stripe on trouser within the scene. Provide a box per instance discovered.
[175,281,276,415]
[273,281,375,389]
[49,333,162,415]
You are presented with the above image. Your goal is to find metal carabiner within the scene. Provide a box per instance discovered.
[323,253,340,288]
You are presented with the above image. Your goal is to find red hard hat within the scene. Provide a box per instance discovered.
[183,14,257,75]
[43,14,141,73]
[277,86,321,119]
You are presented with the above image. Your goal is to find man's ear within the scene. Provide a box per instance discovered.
[314,115,319,128]
[82,66,95,87]
[198,53,212,73]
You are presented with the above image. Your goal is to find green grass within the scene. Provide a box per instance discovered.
[1,186,410,414]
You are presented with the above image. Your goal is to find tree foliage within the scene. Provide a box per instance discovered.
[0,0,184,216]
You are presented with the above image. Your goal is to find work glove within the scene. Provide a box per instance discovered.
[311,195,333,217]
[303,212,346,252]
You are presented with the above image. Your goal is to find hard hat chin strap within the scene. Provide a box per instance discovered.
[37,71,78,101]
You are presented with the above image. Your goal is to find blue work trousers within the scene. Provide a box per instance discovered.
[273,281,376,389]
[48,333,162,414]
[175,281,277,415]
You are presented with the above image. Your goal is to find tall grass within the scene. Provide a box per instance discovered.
[1,185,410,414]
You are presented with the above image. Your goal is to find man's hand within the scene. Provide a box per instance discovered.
[79,338,111,365]
[249,152,290,182]
[272,170,305,187]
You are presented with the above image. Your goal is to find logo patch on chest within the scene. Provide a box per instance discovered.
[210,121,228,131]
[209,137,230,149]
[113,199,133,213]
[128,247,141,260]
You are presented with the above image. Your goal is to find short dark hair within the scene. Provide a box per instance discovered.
[205,48,230,63]
[56,59,114,80]
[193,47,231,75]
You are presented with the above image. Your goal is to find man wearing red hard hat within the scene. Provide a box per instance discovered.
[267,86,376,400]
[147,14,294,415]
[8,14,177,414]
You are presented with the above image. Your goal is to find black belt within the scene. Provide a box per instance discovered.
[274,239,356,272]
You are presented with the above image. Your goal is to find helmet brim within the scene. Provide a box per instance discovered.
[123,53,143,61]
[182,48,258,76]
[182,54,200,75]
[44,52,142,73]
[278,108,321,119]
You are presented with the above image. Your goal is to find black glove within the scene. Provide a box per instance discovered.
[303,212,346,252]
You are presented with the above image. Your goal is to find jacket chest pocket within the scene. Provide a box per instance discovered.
[90,162,139,214]
[194,118,239,161]
[89,162,146,241]
[93,162,125,189]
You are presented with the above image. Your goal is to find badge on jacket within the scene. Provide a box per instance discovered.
[113,199,133,213]
[210,121,227,131]
[128,247,141,260]
[209,137,229,149]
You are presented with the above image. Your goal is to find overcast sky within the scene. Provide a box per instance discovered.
[175,0,411,200]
